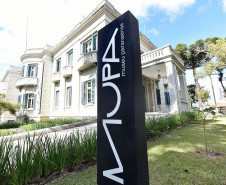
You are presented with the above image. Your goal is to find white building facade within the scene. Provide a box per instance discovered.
[2,0,190,122]
[0,66,21,122]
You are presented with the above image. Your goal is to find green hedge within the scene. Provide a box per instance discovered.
[20,118,80,131]
[0,121,24,129]
[146,111,203,139]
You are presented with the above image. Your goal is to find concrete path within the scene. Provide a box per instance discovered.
[0,119,97,142]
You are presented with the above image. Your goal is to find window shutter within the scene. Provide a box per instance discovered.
[156,89,161,105]
[21,66,24,77]
[35,64,38,77]
[82,81,87,105]
[91,78,95,103]
[82,42,86,54]
[26,66,29,77]
[165,92,171,105]
[59,60,61,72]
[33,94,36,109]
[23,94,28,109]
[165,92,168,105]
[167,92,170,105]
[92,34,96,51]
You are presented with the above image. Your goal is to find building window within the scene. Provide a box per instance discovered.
[66,86,72,107]
[26,64,38,77]
[82,34,97,54]
[67,51,73,66]
[156,89,161,105]
[23,93,36,109]
[17,95,21,104]
[165,92,171,105]
[21,66,25,77]
[55,90,59,108]
[82,78,95,105]
[56,58,61,72]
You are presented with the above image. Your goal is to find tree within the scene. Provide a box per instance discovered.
[175,40,211,108]
[187,84,210,106]
[198,61,217,105]
[198,88,210,103]
[0,93,18,124]
[187,84,196,106]
[206,38,226,94]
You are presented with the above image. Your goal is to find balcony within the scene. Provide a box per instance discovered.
[16,77,38,88]
[63,66,73,78]
[141,45,184,67]
[77,51,97,71]
[52,72,61,82]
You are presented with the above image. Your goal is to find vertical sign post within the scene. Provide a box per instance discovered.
[97,11,149,185]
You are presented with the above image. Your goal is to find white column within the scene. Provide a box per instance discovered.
[179,71,187,102]
[165,61,180,113]
[182,71,190,111]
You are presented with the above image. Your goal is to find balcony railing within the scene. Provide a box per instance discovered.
[141,45,184,67]
[63,66,73,78]
[52,72,61,82]
[77,51,97,71]
[16,77,38,88]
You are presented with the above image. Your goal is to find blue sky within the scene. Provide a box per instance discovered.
[0,0,225,86]
[138,0,226,49]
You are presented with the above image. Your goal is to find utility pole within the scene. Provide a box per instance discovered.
[25,16,28,50]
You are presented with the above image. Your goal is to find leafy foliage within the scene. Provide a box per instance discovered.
[175,40,210,70]
[187,84,196,105]
[17,114,31,124]
[20,118,80,131]
[187,84,210,105]
[0,131,97,185]
[175,40,211,108]
[145,111,203,139]
[0,93,19,119]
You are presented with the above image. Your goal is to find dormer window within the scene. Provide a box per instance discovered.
[82,34,97,54]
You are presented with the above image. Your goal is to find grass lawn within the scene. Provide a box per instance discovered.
[48,116,226,185]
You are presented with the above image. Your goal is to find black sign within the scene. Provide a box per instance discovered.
[97,11,149,185]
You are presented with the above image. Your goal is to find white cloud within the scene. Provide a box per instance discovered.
[198,0,212,14]
[148,28,159,36]
[223,0,226,12]
[112,0,195,21]
[0,0,195,79]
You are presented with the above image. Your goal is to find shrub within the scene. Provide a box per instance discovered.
[17,114,31,124]
[0,129,16,137]
[20,118,80,131]
[0,121,23,129]
[145,111,203,139]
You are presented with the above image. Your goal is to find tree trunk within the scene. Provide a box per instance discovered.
[210,75,217,105]
[193,68,202,109]
[217,69,226,96]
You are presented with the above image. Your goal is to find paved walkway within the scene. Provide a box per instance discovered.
[46,123,97,138]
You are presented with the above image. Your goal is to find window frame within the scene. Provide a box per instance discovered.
[27,64,38,77]
[81,34,97,55]
[67,50,73,66]
[56,58,61,72]
[66,86,72,107]
[82,78,95,105]
[55,90,60,108]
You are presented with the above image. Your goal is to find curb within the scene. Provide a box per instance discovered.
[0,119,97,142]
